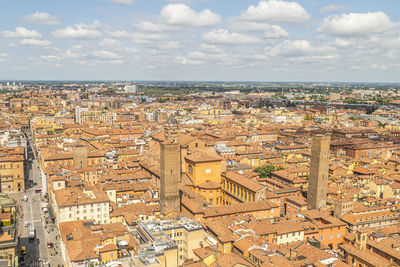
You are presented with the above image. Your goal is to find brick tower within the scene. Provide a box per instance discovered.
[160,114,181,213]
[307,134,330,210]
[73,144,88,169]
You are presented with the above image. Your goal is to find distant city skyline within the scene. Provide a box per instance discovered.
[0,0,399,82]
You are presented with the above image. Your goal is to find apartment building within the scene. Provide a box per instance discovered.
[75,106,116,125]
[53,187,111,224]
[341,206,398,232]
[0,195,17,266]
[136,218,205,267]
[59,220,130,267]
[0,147,25,193]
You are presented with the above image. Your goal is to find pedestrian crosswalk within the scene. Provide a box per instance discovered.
[24,260,42,267]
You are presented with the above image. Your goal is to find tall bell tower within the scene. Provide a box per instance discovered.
[307,134,330,210]
[160,114,181,213]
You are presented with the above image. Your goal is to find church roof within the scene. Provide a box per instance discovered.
[165,114,178,127]
[185,150,222,163]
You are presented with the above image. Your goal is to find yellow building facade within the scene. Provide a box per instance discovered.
[0,154,24,193]
[184,152,223,206]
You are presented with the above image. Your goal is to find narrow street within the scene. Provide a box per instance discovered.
[16,134,64,267]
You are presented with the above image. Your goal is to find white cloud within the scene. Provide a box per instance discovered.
[371,63,388,70]
[241,0,310,23]
[1,27,42,38]
[24,11,60,25]
[108,30,131,39]
[135,21,163,32]
[106,59,125,65]
[176,56,202,65]
[52,20,102,39]
[20,38,51,47]
[263,25,289,38]
[166,0,211,3]
[334,38,354,48]
[0,53,7,62]
[40,55,60,61]
[228,19,288,38]
[63,46,84,59]
[163,41,183,50]
[319,4,347,13]
[230,20,268,31]
[133,32,167,44]
[99,38,122,48]
[161,4,221,27]
[187,51,226,61]
[267,40,334,57]
[203,29,262,45]
[109,0,134,4]
[229,20,289,38]
[320,12,393,37]
[92,50,123,60]
[199,44,224,54]
[98,38,138,53]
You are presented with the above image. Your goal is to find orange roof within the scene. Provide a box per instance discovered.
[185,150,222,163]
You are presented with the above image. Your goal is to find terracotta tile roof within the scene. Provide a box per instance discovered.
[340,243,391,267]
[214,251,253,266]
[54,187,110,207]
[181,194,205,214]
[341,210,397,226]
[204,200,278,219]
[353,166,375,175]
[198,180,221,189]
[193,246,215,260]
[223,171,264,192]
[185,150,222,163]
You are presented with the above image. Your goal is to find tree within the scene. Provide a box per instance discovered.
[378,121,387,128]
[254,164,275,178]
[304,114,312,121]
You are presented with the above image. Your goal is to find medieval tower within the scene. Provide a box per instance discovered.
[73,144,88,169]
[307,134,330,210]
[160,114,181,213]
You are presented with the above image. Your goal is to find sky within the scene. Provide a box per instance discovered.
[0,0,399,82]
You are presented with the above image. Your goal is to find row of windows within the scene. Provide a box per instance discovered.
[355,214,397,223]
[320,234,341,241]
[101,252,114,259]
[68,203,107,211]
[0,164,20,169]
[223,180,256,202]
[76,208,106,214]
[168,231,185,238]
[278,232,301,239]
[69,213,107,219]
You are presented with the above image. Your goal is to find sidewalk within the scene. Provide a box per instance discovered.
[41,202,64,266]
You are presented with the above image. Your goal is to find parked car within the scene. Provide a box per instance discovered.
[47,242,54,248]
[23,195,28,202]
[24,221,29,227]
